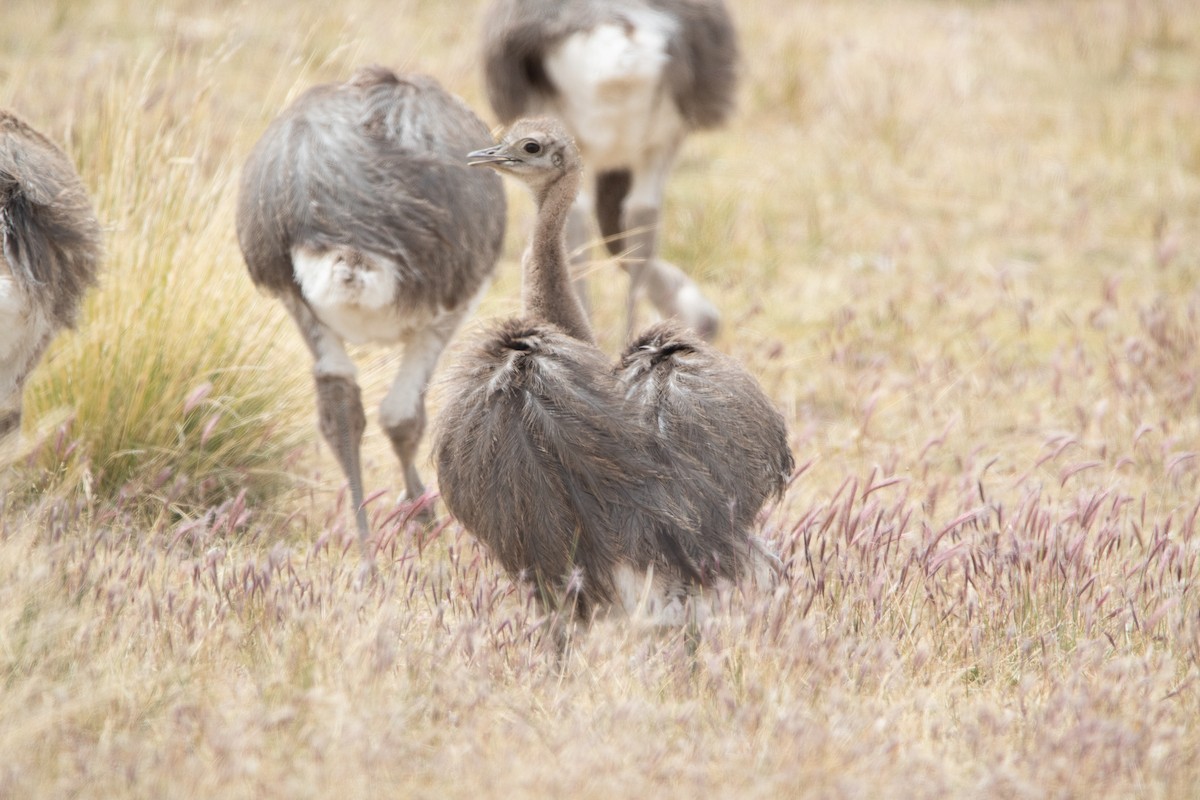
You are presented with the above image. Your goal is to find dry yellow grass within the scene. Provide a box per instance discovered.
[2,0,1199,796]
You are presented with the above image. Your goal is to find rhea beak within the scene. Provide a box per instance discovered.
[467,144,517,167]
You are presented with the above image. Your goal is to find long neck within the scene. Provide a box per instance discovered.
[524,169,594,344]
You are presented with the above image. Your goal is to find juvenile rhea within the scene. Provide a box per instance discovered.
[236,67,505,550]
[435,118,791,625]
[482,0,739,340]
[0,110,101,441]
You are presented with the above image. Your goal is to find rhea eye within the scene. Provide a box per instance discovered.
[522,141,541,154]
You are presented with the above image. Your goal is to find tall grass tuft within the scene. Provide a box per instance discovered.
[11,53,309,513]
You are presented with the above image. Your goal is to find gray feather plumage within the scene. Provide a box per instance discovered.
[482,0,739,129]
[435,317,728,615]
[236,67,505,308]
[0,110,101,329]
[617,321,795,534]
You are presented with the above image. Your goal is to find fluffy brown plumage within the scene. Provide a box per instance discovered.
[435,118,789,621]
[435,318,705,615]
[616,321,794,535]
[237,68,504,310]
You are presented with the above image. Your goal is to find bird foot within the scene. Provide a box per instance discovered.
[669,282,721,341]
[398,490,438,526]
[648,259,720,341]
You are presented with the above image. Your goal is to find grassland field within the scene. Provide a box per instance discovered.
[2,0,1200,797]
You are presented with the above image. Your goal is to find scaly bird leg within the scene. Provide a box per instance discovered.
[620,206,720,341]
[280,292,371,554]
[381,294,476,521]
[0,328,54,444]
[316,373,369,550]
[619,205,657,341]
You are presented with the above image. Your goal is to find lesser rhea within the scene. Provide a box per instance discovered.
[435,118,790,628]
[481,0,739,340]
[236,67,506,550]
[0,110,101,441]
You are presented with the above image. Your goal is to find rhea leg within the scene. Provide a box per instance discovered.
[0,328,54,443]
[279,292,370,551]
[619,147,720,341]
[380,304,474,512]
[0,363,26,442]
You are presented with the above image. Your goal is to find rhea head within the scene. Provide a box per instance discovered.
[466,117,582,194]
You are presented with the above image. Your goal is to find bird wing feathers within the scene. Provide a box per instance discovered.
[617,321,794,535]
[435,319,709,613]
[236,69,505,310]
